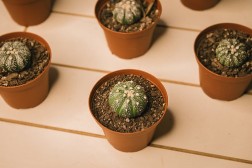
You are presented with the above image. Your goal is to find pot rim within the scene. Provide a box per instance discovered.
[95,0,162,36]
[194,22,252,81]
[88,69,168,135]
[0,31,52,90]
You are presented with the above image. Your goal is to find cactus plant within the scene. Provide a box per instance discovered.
[0,41,31,73]
[108,80,148,118]
[215,38,248,67]
[113,0,144,25]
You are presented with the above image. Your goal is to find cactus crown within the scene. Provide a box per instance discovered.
[108,80,148,118]
[113,0,144,25]
[215,38,248,67]
[0,41,31,73]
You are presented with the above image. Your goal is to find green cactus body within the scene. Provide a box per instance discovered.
[0,41,31,73]
[113,0,144,25]
[215,38,248,67]
[108,81,148,118]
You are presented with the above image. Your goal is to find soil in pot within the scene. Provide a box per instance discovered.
[0,37,50,87]
[90,73,166,133]
[197,28,252,77]
[99,0,160,33]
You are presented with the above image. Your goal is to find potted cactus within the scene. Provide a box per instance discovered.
[0,32,51,108]
[180,0,220,10]
[89,69,168,152]
[95,0,162,59]
[194,23,252,101]
[2,0,53,26]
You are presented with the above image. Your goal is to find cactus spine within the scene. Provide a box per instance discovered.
[0,41,31,73]
[108,81,148,118]
[113,0,144,25]
[215,38,248,67]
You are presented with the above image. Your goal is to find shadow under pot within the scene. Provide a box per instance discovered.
[95,0,162,59]
[0,32,51,109]
[194,23,252,101]
[2,0,52,26]
[180,0,220,10]
[89,69,168,152]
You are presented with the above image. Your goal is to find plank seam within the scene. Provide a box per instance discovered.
[0,118,251,165]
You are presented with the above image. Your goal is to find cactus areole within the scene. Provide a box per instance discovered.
[113,0,144,25]
[108,81,148,118]
[216,38,248,68]
[0,41,31,73]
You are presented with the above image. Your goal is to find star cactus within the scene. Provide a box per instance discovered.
[215,38,248,67]
[0,41,31,73]
[113,0,144,25]
[108,80,148,118]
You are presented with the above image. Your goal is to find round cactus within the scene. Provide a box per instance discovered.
[0,41,31,73]
[215,38,248,67]
[113,0,144,25]
[108,81,148,118]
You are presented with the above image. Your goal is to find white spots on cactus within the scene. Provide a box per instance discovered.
[108,81,148,118]
[216,38,248,67]
[0,41,31,73]
[113,0,143,25]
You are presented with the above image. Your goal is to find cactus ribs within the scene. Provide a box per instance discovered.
[91,74,166,133]
[0,37,50,87]
[197,28,252,77]
[100,0,159,32]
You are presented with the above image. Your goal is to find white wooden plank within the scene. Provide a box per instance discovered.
[0,66,251,160]
[26,13,200,84]
[0,121,251,168]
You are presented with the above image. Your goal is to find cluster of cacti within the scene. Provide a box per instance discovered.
[215,38,248,67]
[113,0,144,25]
[108,81,148,118]
[0,41,31,73]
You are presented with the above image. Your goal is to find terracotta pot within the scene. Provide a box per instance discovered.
[194,23,252,101]
[0,32,51,108]
[2,0,52,26]
[181,0,220,10]
[89,69,168,152]
[95,0,162,59]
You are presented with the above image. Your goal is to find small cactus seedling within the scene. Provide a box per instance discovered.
[215,38,248,67]
[108,81,148,118]
[113,0,144,25]
[0,41,31,73]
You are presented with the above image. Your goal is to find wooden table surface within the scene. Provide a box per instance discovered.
[0,0,252,167]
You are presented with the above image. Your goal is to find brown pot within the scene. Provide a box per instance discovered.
[0,32,51,108]
[89,69,168,152]
[194,23,252,101]
[95,0,162,59]
[2,0,52,26]
[181,0,220,10]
